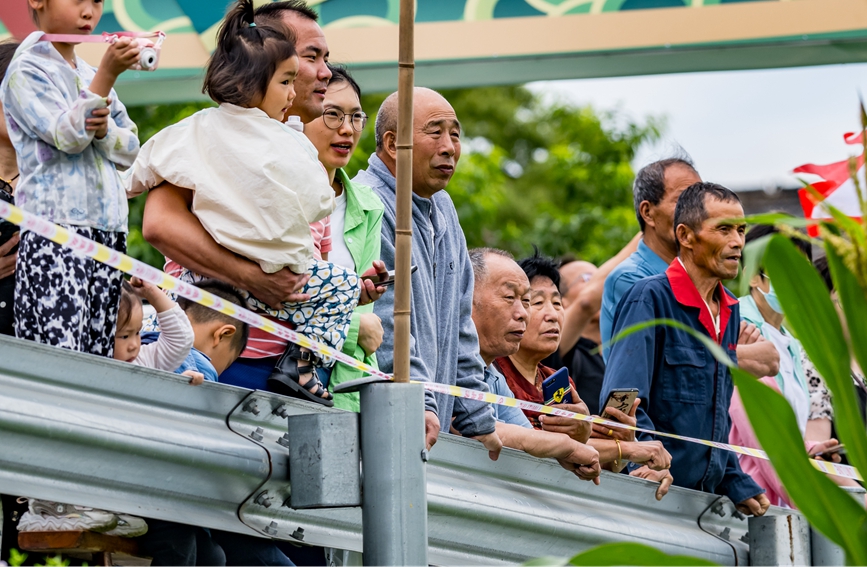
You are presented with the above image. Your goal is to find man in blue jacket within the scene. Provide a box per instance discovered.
[601,182,770,516]
[355,88,502,458]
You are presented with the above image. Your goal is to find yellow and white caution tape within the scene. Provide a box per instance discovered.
[0,201,861,482]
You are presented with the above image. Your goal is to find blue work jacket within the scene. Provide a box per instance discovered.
[601,259,764,505]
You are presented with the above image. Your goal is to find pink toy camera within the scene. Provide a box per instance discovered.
[105,32,165,72]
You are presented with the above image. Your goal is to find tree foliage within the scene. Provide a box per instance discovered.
[125,86,659,267]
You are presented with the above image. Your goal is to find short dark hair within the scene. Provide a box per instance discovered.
[203,0,297,108]
[254,1,319,24]
[327,64,361,100]
[0,41,19,78]
[744,220,813,266]
[469,247,514,285]
[517,247,561,290]
[178,280,250,357]
[673,182,741,251]
[813,256,833,292]
[633,156,698,230]
[117,281,141,331]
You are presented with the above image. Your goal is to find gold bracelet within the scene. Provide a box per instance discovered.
[614,439,622,469]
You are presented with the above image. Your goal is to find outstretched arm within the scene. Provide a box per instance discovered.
[559,233,640,356]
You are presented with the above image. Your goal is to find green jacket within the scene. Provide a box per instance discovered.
[738,294,808,397]
[329,168,385,411]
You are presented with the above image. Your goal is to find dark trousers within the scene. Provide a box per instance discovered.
[210,530,295,566]
[136,519,225,566]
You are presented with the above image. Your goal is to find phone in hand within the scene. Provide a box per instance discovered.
[361,265,418,288]
[815,443,846,458]
[600,388,639,419]
[542,367,573,406]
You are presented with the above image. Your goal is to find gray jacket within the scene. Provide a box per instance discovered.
[354,154,496,437]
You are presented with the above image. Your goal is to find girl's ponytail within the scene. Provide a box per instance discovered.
[203,0,297,107]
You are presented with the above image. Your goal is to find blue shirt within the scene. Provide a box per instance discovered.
[177,348,219,383]
[1,32,139,232]
[355,154,496,438]
[600,240,669,361]
[601,259,763,505]
[484,364,532,428]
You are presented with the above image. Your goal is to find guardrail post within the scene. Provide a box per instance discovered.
[359,381,428,566]
[811,485,866,566]
[749,513,811,566]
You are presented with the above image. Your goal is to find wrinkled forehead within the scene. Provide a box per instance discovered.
[529,276,559,297]
[414,92,460,129]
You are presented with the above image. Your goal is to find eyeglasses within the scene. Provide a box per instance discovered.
[322,108,368,132]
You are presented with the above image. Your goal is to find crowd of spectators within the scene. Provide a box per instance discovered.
[0,0,861,565]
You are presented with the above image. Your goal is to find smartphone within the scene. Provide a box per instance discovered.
[361,265,418,288]
[816,444,846,457]
[542,367,573,406]
[600,388,639,419]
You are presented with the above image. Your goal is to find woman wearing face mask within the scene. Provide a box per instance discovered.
[304,64,386,411]
[729,223,841,508]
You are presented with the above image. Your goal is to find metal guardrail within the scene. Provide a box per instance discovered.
[1,335,792,564]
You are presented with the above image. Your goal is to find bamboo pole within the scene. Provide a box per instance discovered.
[392,0,414,384]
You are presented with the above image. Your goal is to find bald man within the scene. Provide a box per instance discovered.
[354,88,503,458]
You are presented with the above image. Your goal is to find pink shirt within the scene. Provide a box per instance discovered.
[310,216,332,260]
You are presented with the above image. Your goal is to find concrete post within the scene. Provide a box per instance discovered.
[359,382,428,566]
[749,513,811,566]
[811,486,866,566]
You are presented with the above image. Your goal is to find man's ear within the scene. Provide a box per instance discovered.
[675,223,694,251]
[213,324,237,346]
[639,201,656,229]
[382,131,398,162]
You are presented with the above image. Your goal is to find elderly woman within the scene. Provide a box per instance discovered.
[494,250,672,495]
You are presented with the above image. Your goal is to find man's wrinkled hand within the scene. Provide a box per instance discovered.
[591,399,639,441]
[624,440,671,471]
[541,399,592,443]
[557,443,601,485]
[737,493,770,517]
[630,466,673,500]
[472,431,504,461]
[424,411,440,452]
[245,267,310,308]
[738,321,762,345]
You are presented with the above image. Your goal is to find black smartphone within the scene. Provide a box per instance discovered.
[542,367,573,406]
[600,388,639,419]
[361,265,418,288]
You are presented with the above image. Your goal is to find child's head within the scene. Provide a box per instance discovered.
[178,280,250,376]
[114,281,143,363]
[203,0,300,122]
[28,0,103,35]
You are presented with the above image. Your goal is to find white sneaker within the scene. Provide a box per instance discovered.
[17,499,118,533]
[103,514,148,538]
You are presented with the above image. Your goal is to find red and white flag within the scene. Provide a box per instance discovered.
[794,132,864,236]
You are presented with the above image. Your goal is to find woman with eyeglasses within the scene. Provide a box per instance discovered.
[0,41,21,337]
[304,64,386,411]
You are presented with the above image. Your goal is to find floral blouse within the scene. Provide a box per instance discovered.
[802,351,867,421]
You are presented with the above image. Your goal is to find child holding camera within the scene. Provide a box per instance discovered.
[0,0,140,357]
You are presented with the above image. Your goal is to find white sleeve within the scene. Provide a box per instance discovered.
[134,304,195,372]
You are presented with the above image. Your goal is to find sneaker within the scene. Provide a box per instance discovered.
[17,499,118,533]
[104,514,148,538]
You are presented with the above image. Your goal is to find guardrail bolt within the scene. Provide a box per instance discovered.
[732,509,747,521]
[290,527,305,541]
[255,491,272,508]
[420,449,429,462]
[711,502,725,517]
[273,404,289,419]
[250,427,264,442]
[718,527,731,541]
[243,400,261,415]
[264,521,278,536]
[277,433,291,448]
[740,532,750,544]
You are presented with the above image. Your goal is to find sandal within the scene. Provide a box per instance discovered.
[267,344,334,407]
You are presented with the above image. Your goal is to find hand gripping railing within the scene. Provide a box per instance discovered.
[0,335,777,564]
